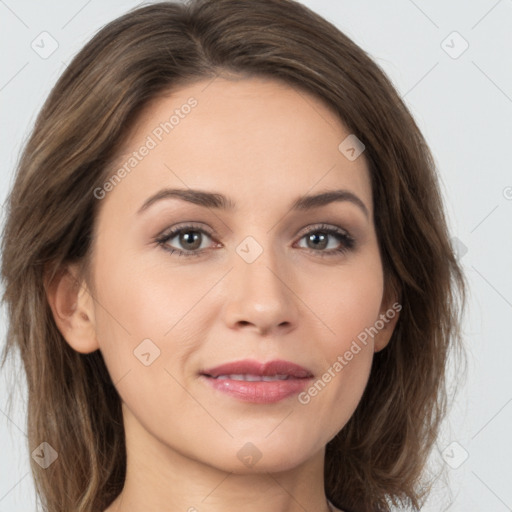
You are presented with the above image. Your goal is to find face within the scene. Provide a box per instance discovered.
[73,76,397,473]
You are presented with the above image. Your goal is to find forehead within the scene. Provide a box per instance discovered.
[101,76,372,218]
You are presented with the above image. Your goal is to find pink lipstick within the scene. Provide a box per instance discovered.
[200,359,313,403]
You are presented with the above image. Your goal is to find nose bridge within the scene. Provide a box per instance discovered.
[223,233,299,334]
[236,233,290,301]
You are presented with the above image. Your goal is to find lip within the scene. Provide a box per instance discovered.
[200,359,314,404]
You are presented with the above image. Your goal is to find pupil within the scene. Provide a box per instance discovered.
[309,232,327,250]
[181,231,201,250]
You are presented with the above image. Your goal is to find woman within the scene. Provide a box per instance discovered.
[0,0,467,511]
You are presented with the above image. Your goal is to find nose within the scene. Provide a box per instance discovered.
[222,244,300,337]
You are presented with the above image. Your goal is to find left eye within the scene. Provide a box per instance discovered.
[155,225,214,257]
[296,229,349,252]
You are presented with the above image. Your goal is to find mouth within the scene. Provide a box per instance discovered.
[199,359,314,404]
[210,374,294,381]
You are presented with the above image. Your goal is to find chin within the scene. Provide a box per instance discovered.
[202,436,320,475]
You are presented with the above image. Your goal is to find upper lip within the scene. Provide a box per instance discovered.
[201,359,314,379]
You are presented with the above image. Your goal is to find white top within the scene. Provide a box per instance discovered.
[328,500,345,512]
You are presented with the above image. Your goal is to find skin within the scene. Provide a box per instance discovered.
[47,76,399,512]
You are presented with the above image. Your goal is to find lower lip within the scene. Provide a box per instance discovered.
[201,375,312,403]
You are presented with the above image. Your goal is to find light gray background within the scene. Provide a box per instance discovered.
[1,0,511,510]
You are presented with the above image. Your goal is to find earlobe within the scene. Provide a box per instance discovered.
[374,280,402,353]
[373,306,400,353]
[44,263,99,354]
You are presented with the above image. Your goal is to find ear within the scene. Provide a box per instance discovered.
[44,262,99,354]
[373,277,401,353]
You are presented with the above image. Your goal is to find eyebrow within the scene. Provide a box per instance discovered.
[137,188,369,219]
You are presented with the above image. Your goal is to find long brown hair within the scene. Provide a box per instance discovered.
[0,1,467,510]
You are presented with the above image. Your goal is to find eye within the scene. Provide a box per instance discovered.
[155,223,216,258]
[295,223,355,257]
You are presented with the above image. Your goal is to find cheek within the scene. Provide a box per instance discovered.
[91,251,220,381]
[299,260,383,426]
[308,256,384,349]
[91,263,207,430]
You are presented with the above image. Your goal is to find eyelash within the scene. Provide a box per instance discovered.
[154,222,355,259]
